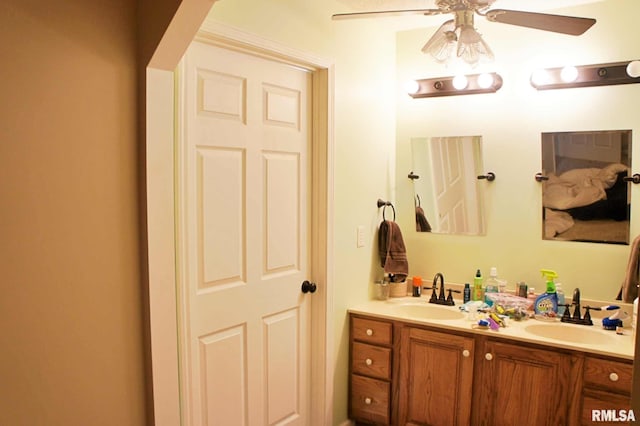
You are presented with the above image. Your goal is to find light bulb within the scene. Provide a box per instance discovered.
[531,69,551,86]
[404,80,420,95]
[452,75,468,90]
[477,73,494,89]
[456,25,494,67]
[561,66,578,83]
[422,20,457,63]
[627,60,640,78]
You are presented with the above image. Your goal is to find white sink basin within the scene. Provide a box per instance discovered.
[388,303,465,320]
[524,323,616,345]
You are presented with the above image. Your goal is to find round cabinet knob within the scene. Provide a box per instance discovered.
[462,350,470,358]
[365,358,373,366]
[364,397,372,405]
[609,373,619,382]
[485,353,493,361]
[366,329,373,336]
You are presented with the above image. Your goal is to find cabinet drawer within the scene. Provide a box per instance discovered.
[352,317,392,345]
[352,342,391,380]
[581,389,632,425]
[350,374,390,425]
[584,357,632,395]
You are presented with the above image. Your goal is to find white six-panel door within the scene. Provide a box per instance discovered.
[176,39,312,426]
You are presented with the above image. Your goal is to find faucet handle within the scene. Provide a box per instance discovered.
[445,289,460,306]
[559,304,572,321]
[582,306,600,326]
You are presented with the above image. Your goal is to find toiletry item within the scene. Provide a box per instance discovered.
[473,269,484,301]
[463,283,471,303]
[374,280,389,300]
[534,269,559,315]
[556,283,566,315]
[412,276,422,297]
[527,288,536,300]
[484,267,500,306]
[517,281,528,298]
[602,307,627,331]
[540,269,558,294]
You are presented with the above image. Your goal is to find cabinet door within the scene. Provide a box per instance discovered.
[398,327,474,426]
[476,340,573,426]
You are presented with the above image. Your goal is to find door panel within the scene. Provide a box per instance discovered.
[178,40,311,426]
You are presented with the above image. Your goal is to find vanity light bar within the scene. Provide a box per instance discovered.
[408,72,503,98]
[531,60,640,90]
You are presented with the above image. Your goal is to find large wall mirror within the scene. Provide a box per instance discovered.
[410,136,486,235]
[541,130,632,245]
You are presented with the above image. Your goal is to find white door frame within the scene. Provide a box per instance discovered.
[146,21,335,426]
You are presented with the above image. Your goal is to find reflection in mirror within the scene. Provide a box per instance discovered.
[541,130,632,245]
[410,136,486,235]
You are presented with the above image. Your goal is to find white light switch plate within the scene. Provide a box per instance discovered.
[357,225,365,248]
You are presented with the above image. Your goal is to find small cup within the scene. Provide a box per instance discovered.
[374,281,389,300]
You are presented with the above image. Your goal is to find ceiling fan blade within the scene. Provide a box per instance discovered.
[332,9,443,20]
[485,9,596,36]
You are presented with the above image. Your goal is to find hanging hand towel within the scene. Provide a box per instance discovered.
[378,220,409,282]
[415,206,432,232]
[619,234,640,302]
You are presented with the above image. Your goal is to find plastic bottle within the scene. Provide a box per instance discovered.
[556,282,566,315]
[484,267,500,306]
[412,276,422,297]
[463,283,471,303]
[473,269,484,302]
[534,269,559,315]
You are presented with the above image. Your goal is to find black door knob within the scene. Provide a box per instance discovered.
[301,280,317,294]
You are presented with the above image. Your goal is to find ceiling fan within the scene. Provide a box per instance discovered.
[332,0,596,66]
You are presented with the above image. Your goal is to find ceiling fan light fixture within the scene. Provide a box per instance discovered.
[422,20,457,63]
[456,26,494,66]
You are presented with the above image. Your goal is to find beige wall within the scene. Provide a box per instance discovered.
[0,0,208,423]
[0,0,146,425]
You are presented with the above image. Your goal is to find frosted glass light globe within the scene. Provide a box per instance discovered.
[531,69,550,87]
[627,60,640,78]
[452,75,468,90]
[477,73,494,89]
[404,80,420,95]
[561,65,579,83]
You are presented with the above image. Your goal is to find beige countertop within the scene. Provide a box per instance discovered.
[349,296,636,360]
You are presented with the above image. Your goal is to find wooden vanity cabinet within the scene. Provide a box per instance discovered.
[472,338,578,426]
[579,356,633,425]
[348,313,633,426]
[397,327,474,426]
[349,316,394,425]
